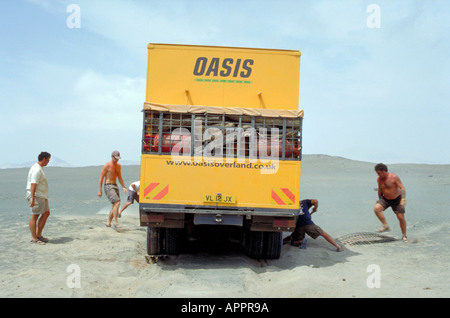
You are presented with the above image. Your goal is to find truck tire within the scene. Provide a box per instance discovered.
[146,227,163,255]
[244,230,264,259]
[263,232,283,259]
[165,228,183,255]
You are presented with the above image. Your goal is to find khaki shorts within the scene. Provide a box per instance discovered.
[292,224,323,242]
[27,196,49,215]
[104,183,120,203]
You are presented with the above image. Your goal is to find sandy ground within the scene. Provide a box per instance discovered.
[0,155,448,298]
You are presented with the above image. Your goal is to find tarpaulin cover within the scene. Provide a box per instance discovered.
[143,102,304,118]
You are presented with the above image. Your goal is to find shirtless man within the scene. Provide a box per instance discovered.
[98,150,127,229]
[373,163,408,242]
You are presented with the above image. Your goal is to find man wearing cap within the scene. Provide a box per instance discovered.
[98,150,127,229]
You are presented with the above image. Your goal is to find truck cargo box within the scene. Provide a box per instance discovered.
[140,44,303,259]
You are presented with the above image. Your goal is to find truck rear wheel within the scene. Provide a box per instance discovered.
[165,228,184,255]
[146,227,163,255]
[244,230,264,259]
[263,232,283,259]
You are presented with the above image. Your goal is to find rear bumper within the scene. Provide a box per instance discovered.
[139,203,299,232]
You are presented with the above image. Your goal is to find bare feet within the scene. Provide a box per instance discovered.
[376,225,390,232]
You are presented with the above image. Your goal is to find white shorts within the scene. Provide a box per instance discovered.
[27,196,49,215]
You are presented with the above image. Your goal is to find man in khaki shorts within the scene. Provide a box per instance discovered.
[98,150,127,229]
[26,152,51,245]
[284,199,342,252]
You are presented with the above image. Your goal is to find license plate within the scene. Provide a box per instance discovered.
[194,214,243,226]
[202,194,236,204]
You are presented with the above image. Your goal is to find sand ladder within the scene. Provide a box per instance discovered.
[337,232,398,246]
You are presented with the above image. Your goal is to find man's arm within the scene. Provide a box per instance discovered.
[29,183,37,207]
[98,165,107,197]
[117,165,127,194]
[395,175,406,205]
[377,178,382,199]
[310,199,319,214]
[131,183,139,195]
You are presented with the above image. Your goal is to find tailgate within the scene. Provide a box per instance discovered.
[140,154,300,211]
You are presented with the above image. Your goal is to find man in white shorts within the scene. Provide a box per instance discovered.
[26,152,51,245]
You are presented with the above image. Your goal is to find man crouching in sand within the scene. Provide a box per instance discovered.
[98,150,127,229]
[284,199,342,252]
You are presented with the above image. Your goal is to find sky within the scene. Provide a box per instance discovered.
[0,0,449,167]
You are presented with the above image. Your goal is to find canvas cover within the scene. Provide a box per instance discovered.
[143,102,304,118]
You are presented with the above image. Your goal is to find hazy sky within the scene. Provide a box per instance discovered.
[1,0,449,166]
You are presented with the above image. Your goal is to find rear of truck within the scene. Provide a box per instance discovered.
[140,44,303,259]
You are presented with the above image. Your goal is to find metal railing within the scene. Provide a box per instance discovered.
[142,110,302,161]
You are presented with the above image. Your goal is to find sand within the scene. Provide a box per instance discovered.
[0,155,448,298]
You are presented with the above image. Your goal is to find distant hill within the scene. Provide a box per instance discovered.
[118,160,140,166]
[2,154,444,169]
[0,157,72,169]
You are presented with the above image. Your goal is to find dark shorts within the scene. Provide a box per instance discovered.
[127,191,139,204]
[291,224,324,242]
[377,195,405,214]
[104,184,120,204]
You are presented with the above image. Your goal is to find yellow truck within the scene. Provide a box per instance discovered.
[140,44,303,259]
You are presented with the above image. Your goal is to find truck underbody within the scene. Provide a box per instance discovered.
[141,206,297,259]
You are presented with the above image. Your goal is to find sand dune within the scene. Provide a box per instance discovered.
[0,155,448,298]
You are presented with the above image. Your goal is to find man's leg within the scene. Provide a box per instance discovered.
[396,212,407,240]
[37,210,50,240]
[374,203,389,232]
[290,226,306,246]
[321,231,342,251]
[119,201,132,217]
[107,201,119,226]
[107,201,121,226]
[29,214,39,241]
[112,200,120,225]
